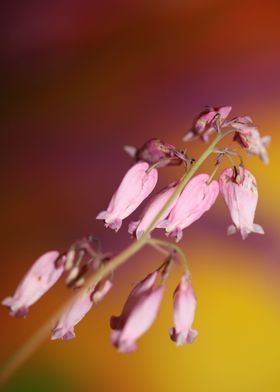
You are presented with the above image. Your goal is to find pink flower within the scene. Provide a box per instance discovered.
[52,279,112,340]
[231,116,270,164]
[2,251,63,317]
[169,274,198,346]
[110,271,164,353]
[219,167,264,239]
[183,106,232,142]
[128,182,179,239]
[96,162,158,231]
[159,174,219,242]
[124,138,181,167]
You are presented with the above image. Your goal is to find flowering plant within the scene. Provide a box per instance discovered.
[1,106,270,382]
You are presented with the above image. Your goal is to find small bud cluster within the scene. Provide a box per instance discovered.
[2,106,270,353]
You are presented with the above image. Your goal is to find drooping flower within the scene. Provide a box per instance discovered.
[230,116,270,164]
[124,138,181,167]
[52,279,112,340]
[2,251,64,317]
[110,271,164,353]
[128,182,179,239]
[169,273,198,346]
[96,162,158,232]
[183,106,232,142]
[219,167,264,239]
[158,174,219,242]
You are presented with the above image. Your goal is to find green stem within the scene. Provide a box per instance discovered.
[147,238,188,272]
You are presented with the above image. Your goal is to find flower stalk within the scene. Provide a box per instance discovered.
[0,106,269,386]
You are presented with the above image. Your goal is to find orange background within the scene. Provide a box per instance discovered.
[1,1,280,391]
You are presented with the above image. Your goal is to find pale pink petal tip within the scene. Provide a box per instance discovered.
[51,328,76,341]
[169,327,198,346]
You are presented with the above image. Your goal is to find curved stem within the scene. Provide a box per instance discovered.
[147,238,188,272]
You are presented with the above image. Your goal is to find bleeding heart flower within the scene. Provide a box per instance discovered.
[110,271,164,353]
[158,174,219,242]
[128,182,179,239]
[230,116,270,164]
[183,106,232,142]
[2,251,64,317]
[169,273,198,346]
[124,138,181,167]
[52,279,112,340]
[96,162,158,232]
[219,167,264,239]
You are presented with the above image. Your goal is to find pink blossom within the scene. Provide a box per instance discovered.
[183,106,232,142]
[2,251,63,317]
[52,280,112,340]
[128,182,179,239]
[96,162,158,231]
[170,274,198,346]
[110,272,164,352]
[159,174,219,242]
[124,138,180,166]
[219,167,264,239]
[230,116,270,164]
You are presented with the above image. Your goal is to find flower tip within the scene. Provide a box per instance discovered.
[123,145,137,158]
[169,328,198,346]
[51,328,76,341]
[96,211,109,220]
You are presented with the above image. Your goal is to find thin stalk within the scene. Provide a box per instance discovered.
[148,238,188,272]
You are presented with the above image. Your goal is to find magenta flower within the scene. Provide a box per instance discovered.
[219,167,264,239]
[2,251,63,317]
[231,116,270,164]
[96,162,158,231]
[183,106,232,142]
[128,182,179,239]
[159,174,219,242]
[52,279,112,340]
[110,271,164,353]
[169,274,198,346]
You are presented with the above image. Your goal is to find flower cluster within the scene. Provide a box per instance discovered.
[2,106,270,354]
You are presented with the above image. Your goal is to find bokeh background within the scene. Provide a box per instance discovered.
[1,1,280,391]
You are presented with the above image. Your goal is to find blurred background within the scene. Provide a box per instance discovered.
[1,0,280,391]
